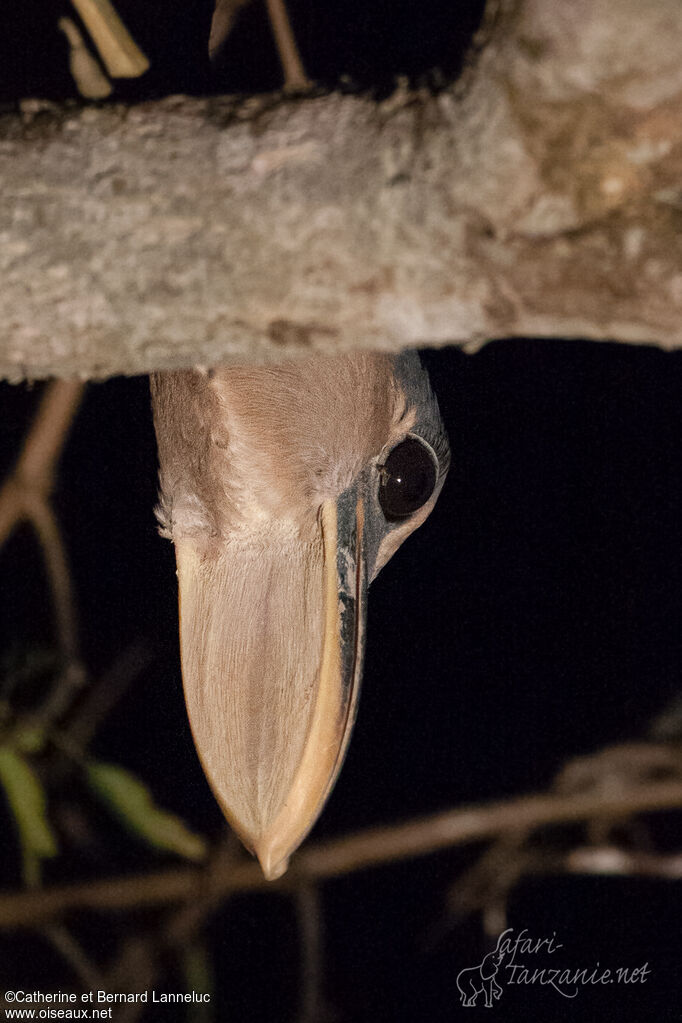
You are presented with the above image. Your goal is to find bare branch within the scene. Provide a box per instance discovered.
[62,640,155,752]
[103,832,242,1012]
[298,780,682,880]
[294,883,323,1023]
[0,380,85,739]
[265,0,312,93]
[0,777,680,930]
[0,381,84,545]
[0,378,85,745]
[209,0,251,61]
[562,845,682,880]
[2,0,681,380]
[21,493,79,664]
[43,922,104,990]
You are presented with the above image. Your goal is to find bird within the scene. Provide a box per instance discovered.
[150,350,449,880]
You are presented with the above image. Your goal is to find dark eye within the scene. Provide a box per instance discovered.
[378,437,438,522]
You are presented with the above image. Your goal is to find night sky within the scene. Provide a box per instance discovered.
[1,2,681,1021]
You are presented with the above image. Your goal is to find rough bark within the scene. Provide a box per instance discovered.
[1,0,681,381]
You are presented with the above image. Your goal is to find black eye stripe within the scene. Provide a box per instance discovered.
[378,437,438,522]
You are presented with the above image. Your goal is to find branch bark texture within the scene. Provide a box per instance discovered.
[1,0,681,380]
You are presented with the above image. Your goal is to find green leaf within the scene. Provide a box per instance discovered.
[0,745,58,887]
[85,761,208,861]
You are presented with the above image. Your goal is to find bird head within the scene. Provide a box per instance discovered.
[151,351,449,879]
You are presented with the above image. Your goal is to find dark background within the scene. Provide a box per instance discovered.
[1,1,681,1020]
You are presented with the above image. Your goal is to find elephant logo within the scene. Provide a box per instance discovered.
[456,948,505,1007]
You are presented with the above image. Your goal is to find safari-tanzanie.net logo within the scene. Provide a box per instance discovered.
[455,927,650,1008]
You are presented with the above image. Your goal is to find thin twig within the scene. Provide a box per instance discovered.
[11,382,84,495]
[298,779,682,879]
[0,380,85,656]
[62,639,156,753]
[265,0,312,92]
[164,832,242,946]
[208,0,251,61]
[0,381,86,733]
[562,845,682,879]
[447,831,532,926]
[295,883,323,1023]
[105,833,242,1022]
[0,778,681,929]
[22,493,79,664]
[106,936,158,1008]
[0,380,85,547]
[43,922,104,990]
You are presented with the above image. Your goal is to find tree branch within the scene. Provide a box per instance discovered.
[0,381,84,546]
[0,778,680,929]
[294,882,323,1023]
[0,380,85,734]
[1,0,681,380]
[265,0,312,93]
[562,845,682,879]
